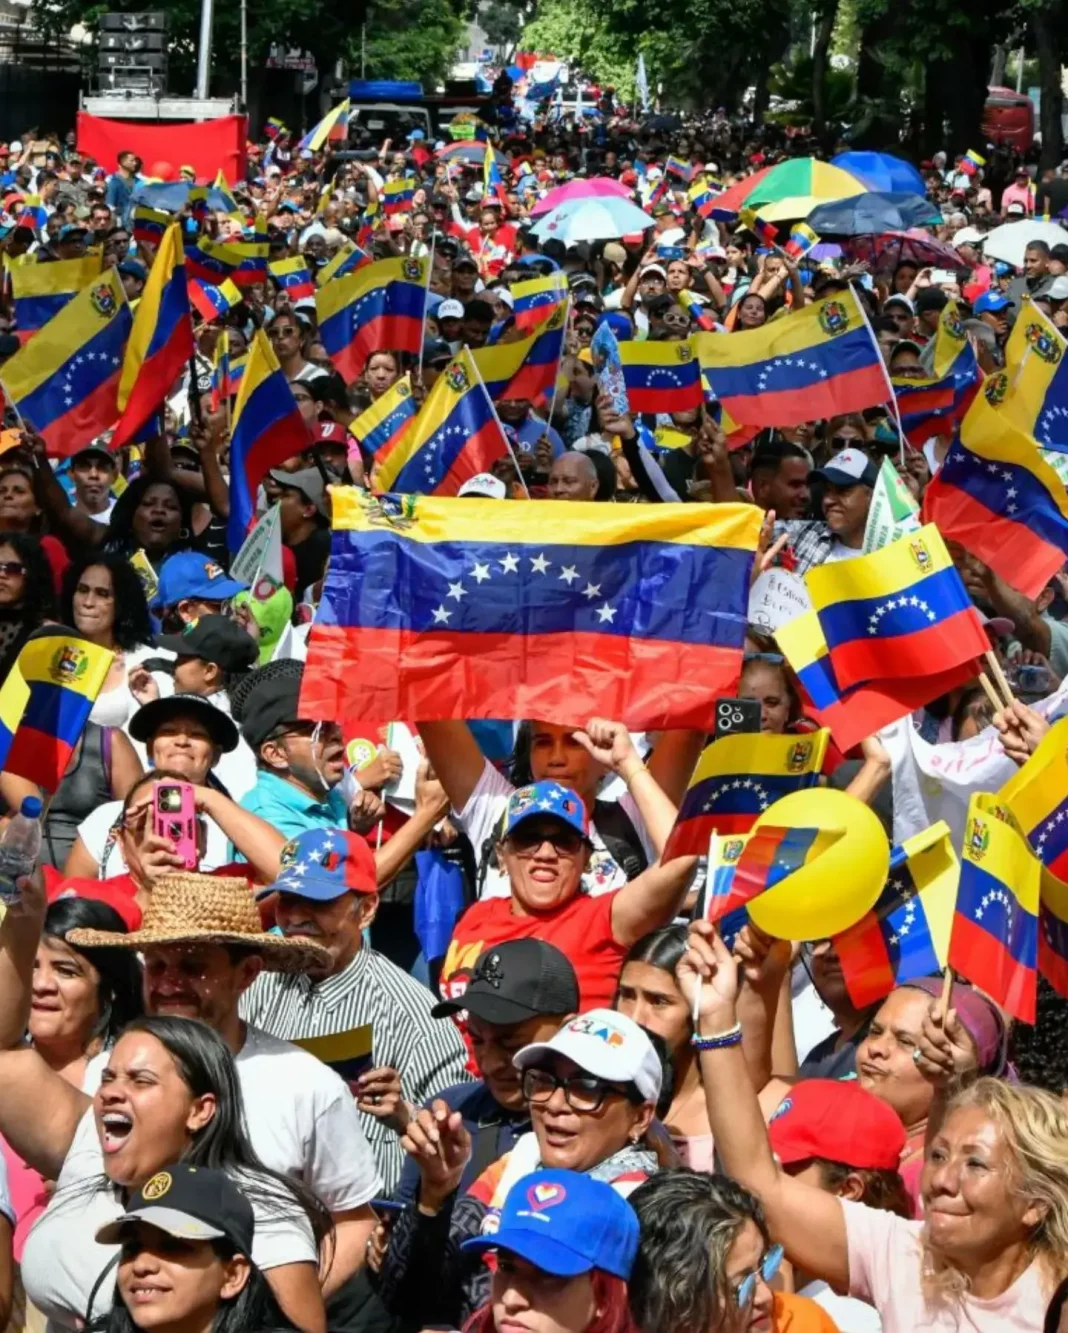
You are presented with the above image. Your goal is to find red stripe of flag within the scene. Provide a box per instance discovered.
[719,362,889,429]
[827,606,988,694]
[330,313,424,383]
[835,911,898,1007]
[626,382,703,414]
[948,912,1036,1023]
[5,728,76,791]
[39,371,123,458]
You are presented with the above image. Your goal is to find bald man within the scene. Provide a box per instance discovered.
[548,451,599,501]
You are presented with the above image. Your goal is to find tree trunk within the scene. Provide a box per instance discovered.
[943,35,994,155]
[1034,7,1064,171]
[990,43,1007,87]
[811,0,840,134]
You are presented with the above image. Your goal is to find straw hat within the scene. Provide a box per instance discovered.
[67,873,329,973]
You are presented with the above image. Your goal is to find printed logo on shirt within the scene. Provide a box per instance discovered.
[768,1096,793,1123]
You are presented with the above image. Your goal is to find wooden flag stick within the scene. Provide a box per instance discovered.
[977,672,1003,715]
[937,966,955,1023]
[984,650,1015,710]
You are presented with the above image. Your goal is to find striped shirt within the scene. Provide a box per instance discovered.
[241,946,471,1193]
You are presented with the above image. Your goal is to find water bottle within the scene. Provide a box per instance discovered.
[0,796,43,906]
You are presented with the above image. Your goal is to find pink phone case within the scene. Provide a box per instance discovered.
[152,780,199,870]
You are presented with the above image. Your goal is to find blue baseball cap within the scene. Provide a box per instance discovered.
[973,290,1011,315]
[501,781,591,843]
[461,1169,639,1279]
[257,828,378,901]
[153,552,248,610]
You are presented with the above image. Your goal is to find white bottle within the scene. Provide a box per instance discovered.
[0,796,43,906]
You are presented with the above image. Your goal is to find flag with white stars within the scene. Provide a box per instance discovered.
[892,297,980,447]
[511,271,569,333]
[471,315,567,402]
[2,266,132,458]
[350,373,418,460]
[805,523,988,694]
[618,337,703,415]
[695,287,890,429]
[948,793,1039,1022]
[923,386,1068,600]
[301,487,763,729]
[1000,714,1068,884]
[834,822,957,1007]
[1039,871,1068,1001]
[998,298,1068,455]
[316,254,427,384]
[662,729,829,860]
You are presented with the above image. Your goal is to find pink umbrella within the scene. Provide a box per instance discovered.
[529,176,633,215]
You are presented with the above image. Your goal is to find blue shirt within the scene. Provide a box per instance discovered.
[105,172,142,226]
[240,769,349,840]
[511,413,564,460]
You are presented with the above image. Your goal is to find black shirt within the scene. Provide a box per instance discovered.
[288,525,332,596]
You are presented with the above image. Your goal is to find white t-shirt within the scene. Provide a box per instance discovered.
[799,1279,883,1332]
[76,800,232,878]
[456,760,655,900]
[822,540,865,564]
[21,1107,319,1329]
[83,1026,381,1213]
[0,1150,13,1228]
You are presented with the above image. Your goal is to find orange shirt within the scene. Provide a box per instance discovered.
[774,1292,843,1333]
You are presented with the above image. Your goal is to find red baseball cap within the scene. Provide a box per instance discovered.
[312,421,346,447]
[768,1080,906,1171]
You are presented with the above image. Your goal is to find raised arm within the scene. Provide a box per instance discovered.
[610,853,696,949]
[573,719,680,854]
[195,786,286,883]
[416,722,490,814]
[677,920,850,1289]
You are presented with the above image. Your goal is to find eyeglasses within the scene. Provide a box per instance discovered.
[505,826,587,856]
[522,1067,635,1112]
[269,325,299,338]
[733,1244,784,1307]
[0,562,25,578]
[744,651,784,665]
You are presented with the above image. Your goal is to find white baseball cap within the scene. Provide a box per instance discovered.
[457,472,507,499]
[513,1008,663,1104]
[814,448,880,488]
[494,288,515,309]
[954,226,985,246]
[437,299,465,320]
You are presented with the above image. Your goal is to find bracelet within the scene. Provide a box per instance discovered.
[620,760,648,785]
[691,1022,743,1051]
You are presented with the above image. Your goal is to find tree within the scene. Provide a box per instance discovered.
[357,0,469,86]
[481,0,525,56]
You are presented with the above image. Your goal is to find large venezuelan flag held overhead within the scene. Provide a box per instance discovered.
[300,490,762,729]
[695,289,889,428]
[316,255,427,382]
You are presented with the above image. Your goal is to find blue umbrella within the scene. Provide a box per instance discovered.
[133,181,238,213]
[832,151,926,197]
[806,192,942,236]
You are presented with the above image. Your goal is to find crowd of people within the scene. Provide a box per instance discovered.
[0,76,1065,1333]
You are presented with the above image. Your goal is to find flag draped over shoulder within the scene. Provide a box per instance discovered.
[300,491,762,729]
[2,269,131,457]
[111,223,194,449]
[11,255,102,341]
[695,289,890,428]
[662,730,829,855]
[948,793,1038,1023]
[315,255,427,382]
[922,377,1068,599]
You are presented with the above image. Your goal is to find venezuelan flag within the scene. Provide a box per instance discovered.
[265,117,287,140]
[834,823,957,1007]
[471,309,567,402]
[187,187,210,225]
[316,241,371,287]
[484,152,509,210]
[688,179,719,219]
[316,254,427,382]
[229,216,269,288]
[382,177,416,217]
[948,794,1038,1023]
[349,374,418,460]
[212,169,241,217]
[921,384,1068,599]
[678,290,716,332]
[666,156,697,184]
[188,277,241,324]
[739,207,778,246]
[511,271,569,333]
[0,653,29,770]
[1040,870,1068,999]
[961,149,986,177]
[4,629,114,792]
[301,490,762,729]
[774,608,980,752]
[184,236,244,287]
[647,177,670,211]
[298,98,350,153]
[695,825,841,909]
[375,350,509,495]
[662,730,829,857]
[269,256,316,303]
[893,300,980,446]
[357,199,382,252]
[805,523,988,693]
[995,299,1068,453]
[112,223,194,450]
[1000,715,1068,881]
[11,255,102,342]
[132,205,171,248]
[618,338,703,414]
[16,197,48,232]
[210,329,243,411]
[696,289,890,428]
[3,269,131,458]
[292,1024,373,1083]
[227,329,308,550]
[783,222,819,261]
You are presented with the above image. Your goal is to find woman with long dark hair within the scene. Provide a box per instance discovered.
[0,531,55,683]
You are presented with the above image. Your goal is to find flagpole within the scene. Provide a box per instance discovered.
[852,283,906,464]
[467,345,530,499]
[543,294,570,438]
[418,231,436,385]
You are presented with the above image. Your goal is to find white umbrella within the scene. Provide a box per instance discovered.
[981,219,1068,269]
[529,195,654,243]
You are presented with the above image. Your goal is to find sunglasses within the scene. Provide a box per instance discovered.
[269,325,300,338]
[505,825,586,856]
[0,561,25,577]
[733,1244,784,1308]
[744,651,784,665]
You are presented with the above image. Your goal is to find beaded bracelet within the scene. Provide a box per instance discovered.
[691,1023,743,1052]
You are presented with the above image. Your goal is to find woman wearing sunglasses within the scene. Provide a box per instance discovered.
[266,312,314,383]
[375,1009,665,1330]
[0,532,55,682]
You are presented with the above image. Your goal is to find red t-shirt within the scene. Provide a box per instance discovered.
[440,891,626,1015]
[42,861,254,932]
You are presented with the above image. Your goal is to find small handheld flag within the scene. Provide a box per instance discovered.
[784,223,819,260]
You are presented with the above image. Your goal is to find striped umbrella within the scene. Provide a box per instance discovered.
[748,158,867,223]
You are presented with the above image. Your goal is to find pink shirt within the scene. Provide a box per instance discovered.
[1001,182,1035,214]
[843,1198,1048,1333]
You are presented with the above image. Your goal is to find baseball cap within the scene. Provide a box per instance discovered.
[70,443,116,467]
[640,263,667,280]
[602,241,627,266]
[767,1080,906,1171]
[128,692,239,753]
[422,337,453,366]
[513,1008,663,1105]
[453,254,479,271]
[979,609,1014,637]
[118,258,148,282]
[814,447,880,489]
[437,298,465,320]
[973,290,1011,314]
[311,421,348,449]
[457,472,507,499]
[258,828,377,901]
[1046,276,1068,301]
[154,551,248,610]
[494,288,515,310]
[461,1169,639,1280]
[95,1164,254,1256]
[954,226,985,246]
[1006,201,1026,216]
[156,614,259,673]
[883,294,915,314]
[432,939,579,1024]
[57,224,88,241]
[268,466,327,517]
[501,781,591,843]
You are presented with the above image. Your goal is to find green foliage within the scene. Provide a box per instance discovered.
[357,0,468,85]
[768,49,855,124]
[480,0,525,54]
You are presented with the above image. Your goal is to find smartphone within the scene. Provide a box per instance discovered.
[929,268,958,286]
[370,1198,405,1224]
[152,780,199,870]
[714,697,763,740]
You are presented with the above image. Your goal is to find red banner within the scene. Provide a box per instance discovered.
[76,112,248,184]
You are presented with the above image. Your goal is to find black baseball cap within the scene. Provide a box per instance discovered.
[95,1164,255,1255]
[156,615,258,674]
[129,692,239,753]
[230,659,308,750]
[71,444,117,468]
[432,939,579,1026]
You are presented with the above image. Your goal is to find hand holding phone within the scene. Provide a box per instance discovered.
[152,780,199,871]
[714,697,763,739]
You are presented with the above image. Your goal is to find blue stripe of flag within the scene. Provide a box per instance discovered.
[818,565,973,653]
